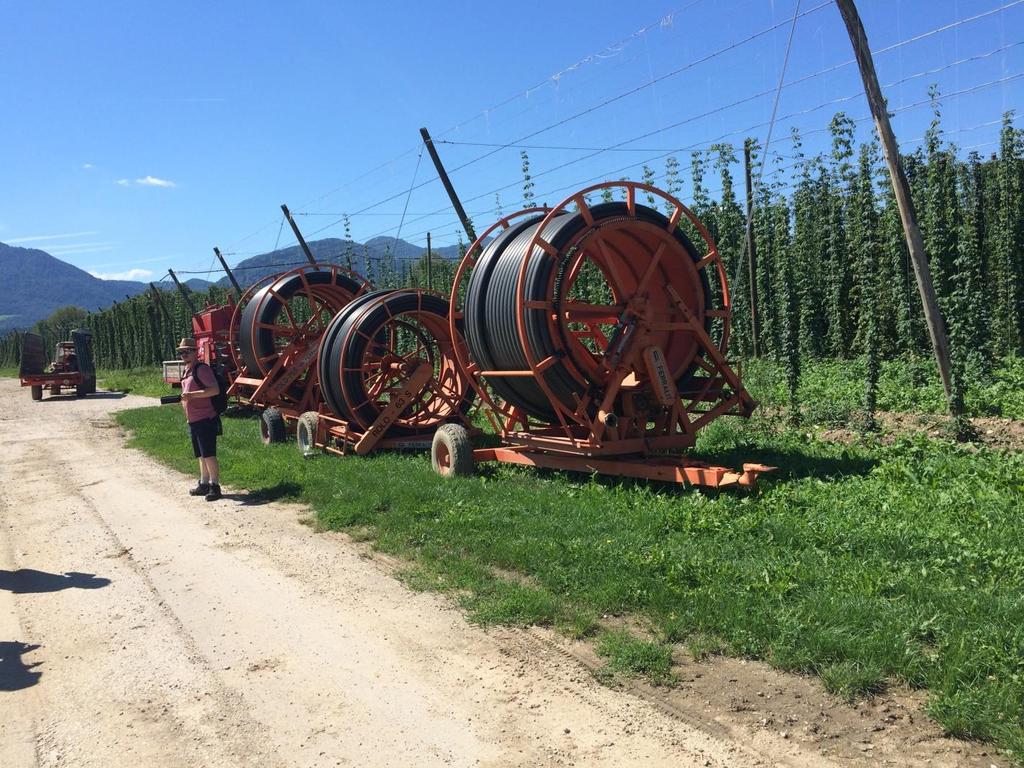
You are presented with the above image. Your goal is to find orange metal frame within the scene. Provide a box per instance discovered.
[310,362,474,457]
[311,288,476,457]
[448,181,773,489]
[228,263,370,422]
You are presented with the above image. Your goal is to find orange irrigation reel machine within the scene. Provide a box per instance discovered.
[295,288,476,458]
[228,263,371,442]
[224,261,474,456]
[431,181,774,488]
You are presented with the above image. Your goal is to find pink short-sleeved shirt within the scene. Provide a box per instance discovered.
[181,363,218,423]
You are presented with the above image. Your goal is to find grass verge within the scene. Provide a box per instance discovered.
[115,405,1023,758]
[96,367,167,398]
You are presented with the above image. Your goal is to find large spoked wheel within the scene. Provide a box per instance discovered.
[236,264,369,408]
[319,290,474,437]
[454,182,728,427]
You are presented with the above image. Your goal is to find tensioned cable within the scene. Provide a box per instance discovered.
[362,0,1024,234]
[298,4,834,241]
[290,0,1020,245]
[226,0,1023,261]
[438,2,832,180]
[736,0,802,293]
[433,0,710,139]
[360,71,1023,247]
[392,148,424,255]
[221,5,710,252]
[349,38,1023,247]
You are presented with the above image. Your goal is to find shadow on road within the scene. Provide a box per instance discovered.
[0,642,42,691]
[38,392,127,401]
[222,482,302,506]
[0,569,111,593]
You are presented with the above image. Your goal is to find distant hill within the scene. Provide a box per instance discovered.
[0,243,150,332]
[183,278,213,291]
[220,236,463,287]
[0,234,467,333]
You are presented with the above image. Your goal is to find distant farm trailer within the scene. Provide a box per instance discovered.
[19,329,97,400]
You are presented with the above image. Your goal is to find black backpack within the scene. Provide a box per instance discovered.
[196,361,230,415]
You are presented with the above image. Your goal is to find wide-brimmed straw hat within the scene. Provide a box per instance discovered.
[176,337,197,352]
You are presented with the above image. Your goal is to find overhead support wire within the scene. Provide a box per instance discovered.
[393,147,424,255]
[738,0,802,304]
[219,0,1022,260]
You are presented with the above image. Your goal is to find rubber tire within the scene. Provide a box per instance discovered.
[30,385,42,401]
[296,411,319,455]
[260,407,287,445]
[431,424,474,477]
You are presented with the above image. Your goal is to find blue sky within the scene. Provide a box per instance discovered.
[1,0,1021,282]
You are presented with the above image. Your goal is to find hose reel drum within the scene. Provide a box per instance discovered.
[437,181,773,488]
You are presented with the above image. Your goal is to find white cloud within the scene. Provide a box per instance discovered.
[116,179,131,186]
[89,268,153,281]
[136,175,176,188]
[82,163,94,170]
[6,230,100,244]
[45,242,116,256]
[89,254,169,269]
[50,245,116,256]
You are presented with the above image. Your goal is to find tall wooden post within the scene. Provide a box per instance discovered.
[835,0,957,414]
[281,204,317,265]
[167,269,198,315]
[426,231,433,291]
[420,127,477,242]
[743,140,761,357]
[213,247,243,295]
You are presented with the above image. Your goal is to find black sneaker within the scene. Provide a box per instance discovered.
[205,483,222,502]
[189,482,210,496]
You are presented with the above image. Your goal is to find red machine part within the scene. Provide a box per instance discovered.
[192,296,237,368]
[438,181,773,488]
[310,289,475,456]
[228,263,370,431]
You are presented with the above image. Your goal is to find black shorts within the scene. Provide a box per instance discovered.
[189,417,220,458]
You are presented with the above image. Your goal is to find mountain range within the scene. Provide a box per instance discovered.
[0,235,463,332]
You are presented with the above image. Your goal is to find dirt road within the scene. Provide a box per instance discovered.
[0,379,1004,767]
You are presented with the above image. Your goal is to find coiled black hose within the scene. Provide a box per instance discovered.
[319,290,473,436]
[463,202,710,422]
[239,269,364,375]
[318,289,391,420]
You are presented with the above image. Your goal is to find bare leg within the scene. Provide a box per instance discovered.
[199,459,210,484]
[203,457,220,485]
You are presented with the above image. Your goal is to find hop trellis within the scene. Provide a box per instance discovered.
[2,110,1022,383]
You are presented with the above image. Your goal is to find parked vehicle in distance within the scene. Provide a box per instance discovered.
[19,329,97,400]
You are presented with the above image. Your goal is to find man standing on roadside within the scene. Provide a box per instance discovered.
[177,337,222,501]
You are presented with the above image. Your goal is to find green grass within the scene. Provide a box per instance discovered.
[744,355,1024,423]
[597,629,676,685]
[95,367,168,398]
[115,405,1024,759]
